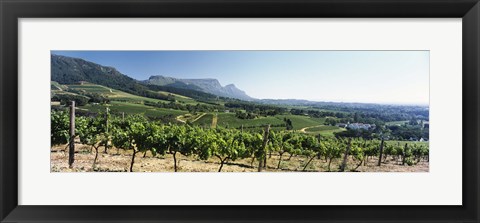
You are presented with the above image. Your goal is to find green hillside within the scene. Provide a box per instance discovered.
[303,125,346,137]
[51,54,220,102]
[52,82,187,122]
[83,101,187,117]
[51,81,349,136]
[68,84,166,103]
[190,112,334,133]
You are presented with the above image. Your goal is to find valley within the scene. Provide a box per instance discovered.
[52,81,338,135]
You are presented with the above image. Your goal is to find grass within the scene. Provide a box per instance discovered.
[156,91,201,105]
[191,113,328,132]
[51,81,67,91]
[56,83,349,137]
[275,115,326,130]
[81,101,187,117]
[216,113,285,129]
[66,83,191,118]
[305,125,339,132]
[192,113,214,126]
[67,83,215,115]
[69,84,168,104]
[304,128,346,137]
[52,90,84,96]
[55,83,329,131]
[177,113,206,123]
[284,105,348,114]
[193,112,287,130]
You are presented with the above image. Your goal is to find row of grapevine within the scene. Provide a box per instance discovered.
[51,110,429,172]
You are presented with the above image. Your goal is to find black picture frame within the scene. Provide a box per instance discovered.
[1,0,479,222]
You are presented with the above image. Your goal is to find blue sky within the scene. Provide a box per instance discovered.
[52,50,429,105]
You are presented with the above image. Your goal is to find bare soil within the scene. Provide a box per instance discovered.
[51,144,429,172]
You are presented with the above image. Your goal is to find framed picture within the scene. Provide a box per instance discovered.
[1,0,479,222]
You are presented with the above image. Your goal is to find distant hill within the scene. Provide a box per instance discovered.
[51,54,219,101]
[258,99,313,106]
[52,54,140,88]
[145,75,254,101]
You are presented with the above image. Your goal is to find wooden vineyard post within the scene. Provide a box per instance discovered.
[258,124,270,172]
[104,107,110,154]
[377,137,385,166]
[68,101,75,168]
[340,138,352,172]
[316,134,322,159]
[105,107,109,133]
[122,112,125,122]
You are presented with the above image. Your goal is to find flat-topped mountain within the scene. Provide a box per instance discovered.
[51,54,253,101]
[51,54,256,101]
[51,54,219,101]
[145,75,253,101]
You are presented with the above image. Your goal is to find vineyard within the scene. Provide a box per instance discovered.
[51,109,429,172]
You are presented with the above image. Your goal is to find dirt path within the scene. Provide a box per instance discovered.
[191,113,206,122]
[176,113,206,124]
[299,125,324,133]
[211,114,218,128]
[175,116,186,123]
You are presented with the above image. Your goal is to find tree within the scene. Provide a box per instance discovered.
[283,118,293,130]
[51,94,89,106]
[354,112,359,122]
[324,118,337,126]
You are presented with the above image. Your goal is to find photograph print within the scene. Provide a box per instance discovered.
[50,51,429,172]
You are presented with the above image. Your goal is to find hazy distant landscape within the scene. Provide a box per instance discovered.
[50,51,429,172]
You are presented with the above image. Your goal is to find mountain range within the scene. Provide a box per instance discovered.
[144,75,253,101]
[51,54,426,110]
[51,54,253,101]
